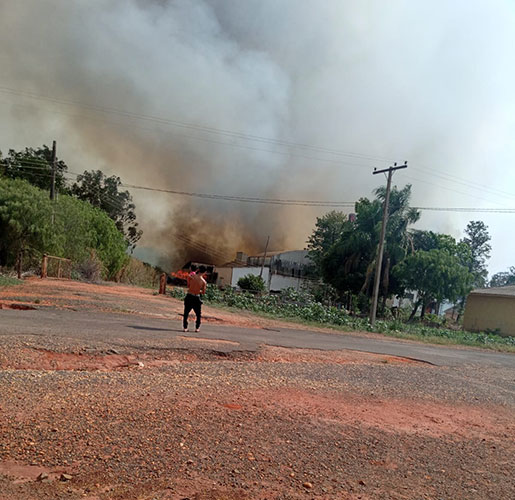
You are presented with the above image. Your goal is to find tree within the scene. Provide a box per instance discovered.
[393,248,474,319]
[490,267,515,287]
[237,274,266,293]
[0,178,128,279]
[0,178,55,276]
[370,184,420,302]
[461,221,491,288]
[410,230,457,253]
[71,170,142,249]
[0,146,69,194]
[306,211,348,271]
[313,185,420,309]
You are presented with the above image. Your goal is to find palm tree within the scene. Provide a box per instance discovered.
[360,185,420,307]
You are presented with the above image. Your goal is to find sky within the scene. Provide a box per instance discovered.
[1,0,514,273]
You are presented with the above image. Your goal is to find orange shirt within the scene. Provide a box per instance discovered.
[187,273,207,295]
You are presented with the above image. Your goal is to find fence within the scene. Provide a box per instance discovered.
[41,254,72,279]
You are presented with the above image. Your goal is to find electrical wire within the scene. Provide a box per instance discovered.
[0,85,390,162]
[4,167,515,213]
[2,86,514,206]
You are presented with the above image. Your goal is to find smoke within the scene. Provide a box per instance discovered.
[1,0,514,271]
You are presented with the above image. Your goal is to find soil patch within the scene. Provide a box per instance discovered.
[0,302,36,310]
[177,336,240,346]
[7,349,142,371]
[258,345,420,365]
[253,388,515,442]
[0,461,73,483]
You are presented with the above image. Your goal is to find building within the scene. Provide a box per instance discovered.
[463,286,515,337]
[216,250,311,292]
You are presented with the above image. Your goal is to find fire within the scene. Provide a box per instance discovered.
[172,269,190,280]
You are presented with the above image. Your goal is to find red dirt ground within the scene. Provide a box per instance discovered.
[1,278,514,499]
[0,277,375,334]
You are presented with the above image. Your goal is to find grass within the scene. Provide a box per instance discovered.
[170,286,515,353]
[0,275,22,287]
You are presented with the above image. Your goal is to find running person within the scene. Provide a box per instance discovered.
[183,265,207,332]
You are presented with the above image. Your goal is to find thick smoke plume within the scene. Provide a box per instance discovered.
[1,0,514,271]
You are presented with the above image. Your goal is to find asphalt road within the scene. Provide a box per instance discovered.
[0,308,514,368]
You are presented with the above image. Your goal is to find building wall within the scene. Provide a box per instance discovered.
[216,267,233,287]
[272,250,310,265]
[229,267,269,288]
[463,295,515,337]
[269,274,305,292]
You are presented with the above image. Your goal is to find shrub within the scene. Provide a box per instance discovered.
[76,251,103,282]
[0,178,128,279]
[118,257,161,288]
[237,274,266,293]
[167,283,515,350]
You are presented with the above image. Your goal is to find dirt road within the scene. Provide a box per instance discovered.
[0,279,514,499]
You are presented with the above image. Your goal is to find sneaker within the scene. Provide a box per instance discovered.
[183,328,188,332]
[195,328,200,332]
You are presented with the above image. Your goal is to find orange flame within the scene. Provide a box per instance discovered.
[171,269,190,280]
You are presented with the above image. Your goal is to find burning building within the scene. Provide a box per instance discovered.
[216,250,312,292]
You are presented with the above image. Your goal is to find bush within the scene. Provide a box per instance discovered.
[167,283,515,350]
[76,251,103,282]
[118,257,161,288]
[237,274,266,293]
[0,178,128,279]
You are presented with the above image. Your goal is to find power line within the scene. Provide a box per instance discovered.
[0,85,390,162]
[412,163,515,201]
[122,181,515,212]
[121,182,355,207]
[4,167,515,213]
[2,86,514,206]
[0,95,376,169]
[401,174,506,207]
[411,206,515,213]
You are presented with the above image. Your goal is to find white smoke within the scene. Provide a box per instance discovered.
[1,0,514,271]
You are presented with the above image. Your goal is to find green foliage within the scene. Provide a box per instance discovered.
[1,145,144,252]
[0,146,69,193]
[71,170,142,249]
[0,178,128,279]
[0,177,56,267]
[169,285,515,350]
[410,230,458,252]
[393,248,473,312]
[313,185,420,300]
[0,275,22,287]
[237,274,266,292]
[461,221,491,288]
[490,267,515,287]
[306,211,348,270]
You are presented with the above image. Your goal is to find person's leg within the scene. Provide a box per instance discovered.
[183,295,193,330]
[193,297,202,330]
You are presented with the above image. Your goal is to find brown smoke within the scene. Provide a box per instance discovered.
[1,1,514,273]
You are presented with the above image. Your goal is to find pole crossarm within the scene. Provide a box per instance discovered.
[373,161,408,176]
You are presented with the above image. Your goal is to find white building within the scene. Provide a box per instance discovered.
[216,250,311,292]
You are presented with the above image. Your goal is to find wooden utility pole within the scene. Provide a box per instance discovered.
[41,255,48,279]
[159,273,167,294]
[50,140,57,201]
[259,235,270,278]
[369,161,408,326]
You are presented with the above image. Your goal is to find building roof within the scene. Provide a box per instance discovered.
[219,260,248,268]
[249,250,290,258]
[250,249,308,258]
[469,285,515,299]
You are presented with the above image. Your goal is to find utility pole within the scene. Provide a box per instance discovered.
[50,140,57,201]
[369,161,408,326]
[259,235,270,278]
